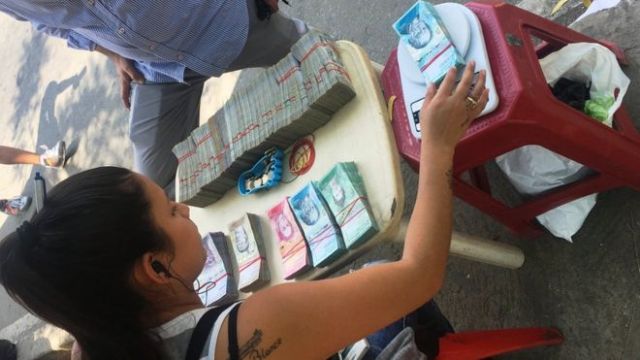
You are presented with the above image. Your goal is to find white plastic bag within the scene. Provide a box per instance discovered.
[496,43,629,242]
[539,43,629,126]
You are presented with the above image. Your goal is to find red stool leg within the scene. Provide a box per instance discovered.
[436,327,564,360]
[515,174,626,220]
[613,107,640,143]
[453,177,544,236]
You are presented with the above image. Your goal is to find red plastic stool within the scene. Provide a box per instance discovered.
[436,327,564,359]
[382,0,640,236]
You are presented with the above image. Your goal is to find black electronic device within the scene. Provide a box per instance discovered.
[151,260,170,277]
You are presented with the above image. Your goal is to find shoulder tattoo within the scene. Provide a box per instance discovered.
[229,329,283,360]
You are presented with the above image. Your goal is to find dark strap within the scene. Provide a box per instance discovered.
[228,304,241,360]
[185,306,228,360]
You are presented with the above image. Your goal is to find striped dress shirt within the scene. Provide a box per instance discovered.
[0,0,250,82]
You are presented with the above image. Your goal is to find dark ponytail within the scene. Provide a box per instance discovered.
[0,167,171,360]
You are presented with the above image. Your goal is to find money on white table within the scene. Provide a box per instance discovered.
[228,213,270,292]
[174,30,356,206]
[267,198,311,279]
[318,162,378,249]
[289,183,345,267]
[195,232,238,306]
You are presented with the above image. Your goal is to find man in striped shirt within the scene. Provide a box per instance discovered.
[0,0,306,196]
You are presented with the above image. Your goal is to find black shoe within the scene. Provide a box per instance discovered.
[0,340,17,360]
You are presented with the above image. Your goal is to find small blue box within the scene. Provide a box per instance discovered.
[393,0,466,84]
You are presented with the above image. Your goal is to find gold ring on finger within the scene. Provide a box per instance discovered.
[465,96,478,110]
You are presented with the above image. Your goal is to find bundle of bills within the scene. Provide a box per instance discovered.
[195,232,238,306]
[291,31,356,116]
[289,183,345,267]
[174,30,356,206]
[267,199,312,279]
[173,136,199,206]
[393,0,465,84]
[318,162,378,249]
[228,213,270,292]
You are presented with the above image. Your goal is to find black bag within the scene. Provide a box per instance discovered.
[0,340,17,360]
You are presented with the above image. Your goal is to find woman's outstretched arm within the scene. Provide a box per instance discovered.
[215,62,489,360]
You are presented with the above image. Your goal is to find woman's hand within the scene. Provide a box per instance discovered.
[419,61,488,155]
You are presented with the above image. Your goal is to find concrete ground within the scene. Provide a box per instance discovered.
[1,0,639,359]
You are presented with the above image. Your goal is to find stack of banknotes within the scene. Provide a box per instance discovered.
[195,232,238,306]
[317,162,378,249]
[393,0,465,84]
[267,199,312,279]
[289,183,346,267]
[174,30,356,206]
[228,213,270,292]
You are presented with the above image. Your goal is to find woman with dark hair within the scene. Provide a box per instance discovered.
[0,63,488,360]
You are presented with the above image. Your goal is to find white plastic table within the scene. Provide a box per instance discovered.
[179,41,524,290]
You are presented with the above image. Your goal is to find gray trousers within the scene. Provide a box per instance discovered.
[129,1,303,196]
